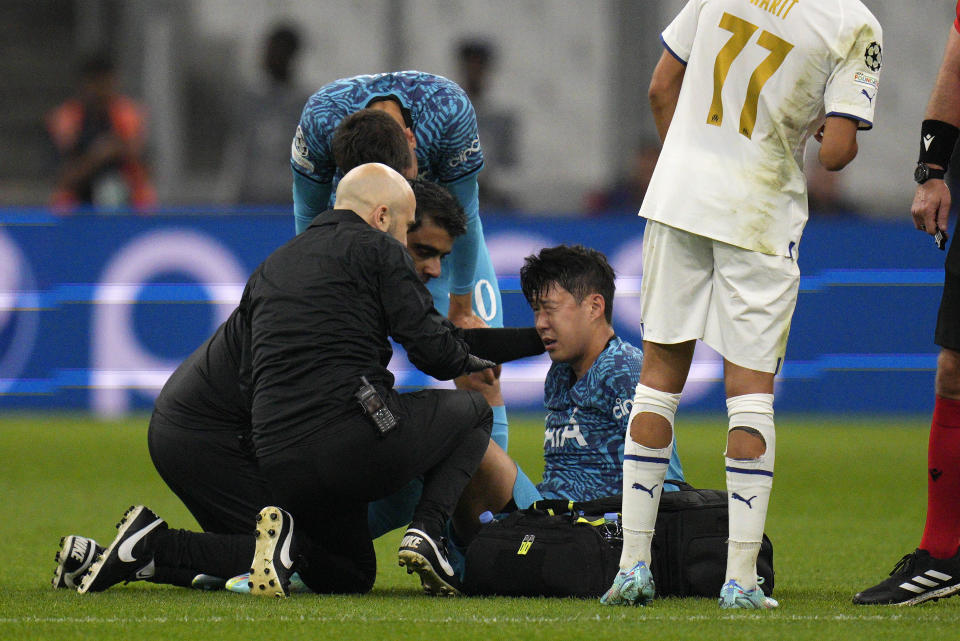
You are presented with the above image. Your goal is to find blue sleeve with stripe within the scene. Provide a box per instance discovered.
[442,175,482,296]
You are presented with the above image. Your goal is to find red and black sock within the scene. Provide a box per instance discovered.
[920,396,960,559]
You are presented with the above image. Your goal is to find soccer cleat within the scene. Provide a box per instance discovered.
[600,561,655,606]
[52,535,103,589]
[397,524,461,596]
[225,571,309,594]
[718,579,779,609]
[77,505,167,593]
[249,506,297,598]
[190,574,226,590]
[853,548,960,606]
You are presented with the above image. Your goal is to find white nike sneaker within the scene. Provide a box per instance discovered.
[77,505,166,593]
[249,506,298,598]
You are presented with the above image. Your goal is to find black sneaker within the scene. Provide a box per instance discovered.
[77,505,167,594]
[52,535,104,589]
[249,506,297,598]
[854,548,960,605]
[397,524,461,596]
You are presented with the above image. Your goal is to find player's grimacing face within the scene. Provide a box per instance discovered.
[531,284,593,365]
[405,218,454,283]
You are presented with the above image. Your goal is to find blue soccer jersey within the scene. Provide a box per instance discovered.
[293,70,483,188]
[291,70,498,316]
[538,336,685,502]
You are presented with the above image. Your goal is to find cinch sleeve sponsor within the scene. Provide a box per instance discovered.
[433,87,484,183]
[823,18,882,131]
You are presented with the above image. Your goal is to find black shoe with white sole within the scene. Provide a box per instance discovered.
[52,535,104,589]
[249,506,297,598]
[397,524,461,596]
[854,548,960,605]
[77,505,167,593]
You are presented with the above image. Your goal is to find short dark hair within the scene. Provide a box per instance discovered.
[409,179,467,239]
[331,109,412,175]
[520,245,616,323]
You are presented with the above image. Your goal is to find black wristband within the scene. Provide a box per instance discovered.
[919,119,960,170]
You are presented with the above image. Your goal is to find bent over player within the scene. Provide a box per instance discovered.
[601,0,881,609]
[854,2,960,607]
[290,71,512,452]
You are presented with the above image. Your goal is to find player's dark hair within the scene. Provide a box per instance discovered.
[520,245,616,323]
[332,109,412,175]
[409,179,467,239]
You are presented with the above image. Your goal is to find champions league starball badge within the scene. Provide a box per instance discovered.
[864,42,882,72]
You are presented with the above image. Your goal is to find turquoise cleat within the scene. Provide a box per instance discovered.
[600,561,655,606]
[718,579,779,609]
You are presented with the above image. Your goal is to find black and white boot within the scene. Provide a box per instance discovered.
[397,523,461,596]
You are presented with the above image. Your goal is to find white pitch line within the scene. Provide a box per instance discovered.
[0,613,952,625]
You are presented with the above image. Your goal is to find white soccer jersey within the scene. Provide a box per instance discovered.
[640,0,881,257]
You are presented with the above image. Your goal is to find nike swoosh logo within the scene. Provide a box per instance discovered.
[118,518,165,562]
[407,528,455,577]
[134,559,155,580]
[279,512,295,569]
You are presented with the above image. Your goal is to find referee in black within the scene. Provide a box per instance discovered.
[245,162,494,597]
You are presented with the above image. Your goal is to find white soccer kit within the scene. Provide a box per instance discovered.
[640,0,881,371]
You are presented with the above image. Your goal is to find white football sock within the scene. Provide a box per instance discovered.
[619,384,680,570]
[724,393,775,590]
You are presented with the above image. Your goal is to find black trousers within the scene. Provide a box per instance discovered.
[257,389,492,594]
[937,234,960,351]
[147,413,264,585]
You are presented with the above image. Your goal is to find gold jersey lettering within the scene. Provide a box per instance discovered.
[780,0,799,19]
[748,0,799,20]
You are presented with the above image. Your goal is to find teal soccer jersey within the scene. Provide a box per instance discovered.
[292,70,483,195]
[538,337,685,501]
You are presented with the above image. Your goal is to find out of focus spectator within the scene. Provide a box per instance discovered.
[456,37,520,210]
[46,53,156,211]
[584,140,660,216]
[226,25,310,205]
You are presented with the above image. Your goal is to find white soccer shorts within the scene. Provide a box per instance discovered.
[639,220,800,374]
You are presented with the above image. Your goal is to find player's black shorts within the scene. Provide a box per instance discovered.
[936,234,960,351]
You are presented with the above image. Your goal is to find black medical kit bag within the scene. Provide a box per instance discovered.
[462,481,774,598]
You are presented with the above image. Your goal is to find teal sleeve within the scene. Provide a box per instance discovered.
[442,175,482,296]
[293,170,332,235]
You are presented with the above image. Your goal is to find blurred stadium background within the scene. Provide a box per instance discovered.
[0,0,955,417]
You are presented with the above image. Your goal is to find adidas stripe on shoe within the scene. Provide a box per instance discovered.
[854,548,960,606]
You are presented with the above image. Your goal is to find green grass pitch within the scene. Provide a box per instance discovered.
[1,412,959,640]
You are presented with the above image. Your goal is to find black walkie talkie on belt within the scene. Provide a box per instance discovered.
[355,376,398,436]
